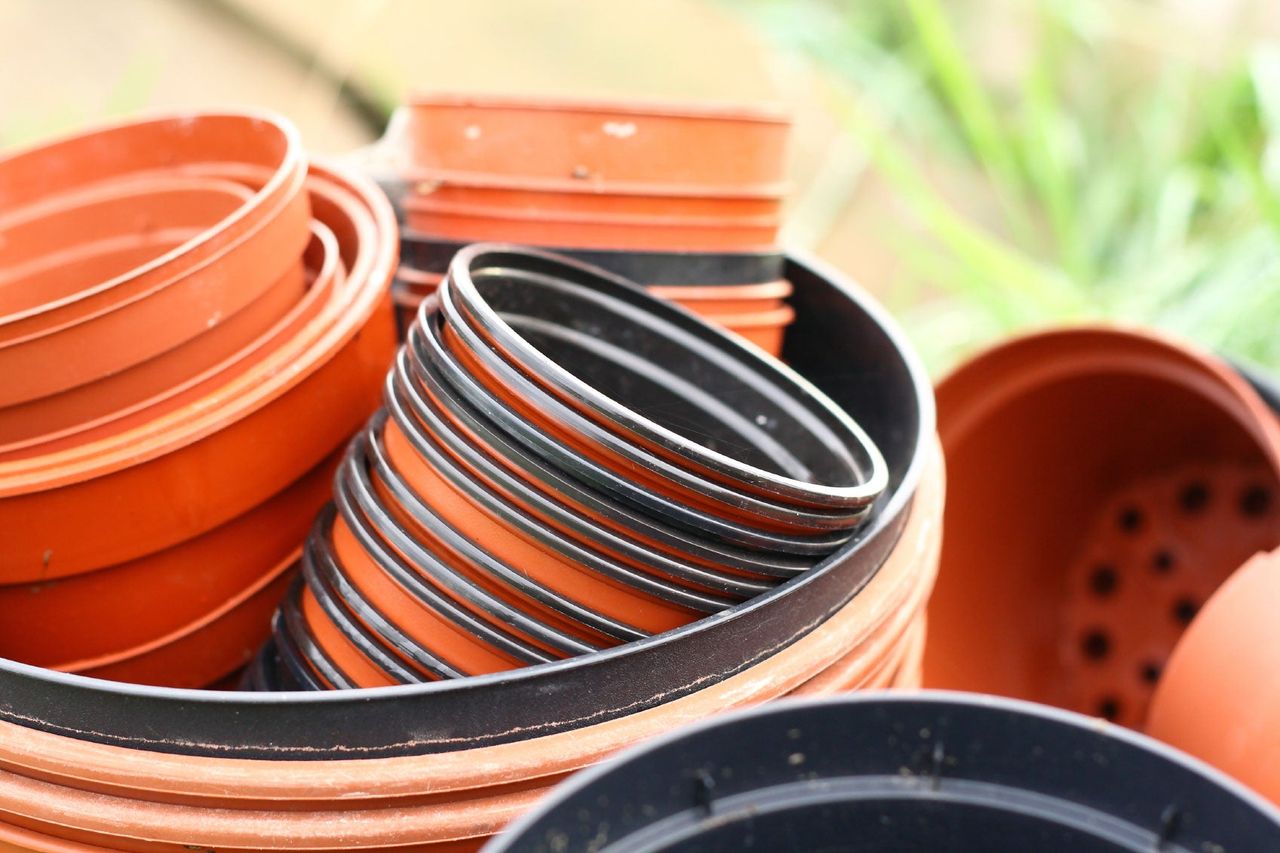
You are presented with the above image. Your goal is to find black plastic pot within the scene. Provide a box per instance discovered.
[400,231,785,285]
[442,244,886,521]
[0,253,931,759]
[488,692,1280,853]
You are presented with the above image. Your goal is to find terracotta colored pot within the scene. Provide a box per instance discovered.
[0,160,397,584]
[923,327,1280,728]
[1147,546,1280,803]
[404,199,779,252]
[701,305,795,357]
[653,279,792,314]
[0,445,940,852]
[0,114,310,408]
[406,93,790,190]
[0,452,335,667]
[0,175,249,267]
[404,175,783,219]
[55,552,297,689]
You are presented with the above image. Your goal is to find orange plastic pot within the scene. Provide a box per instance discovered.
[699,304,795,357]
[380,415,704,635]
[0,114,310,408]
[1147,546,1280,803]
[0,452,335,667]
[403,199,779,252]
[0,160,397,584]
[923,327,1280,728]
[404,175,782,219]
[54,552,297,689]
[0,245,309,454]
[0,444,941,852]
[0,175,249,267]
[407,93,790,190]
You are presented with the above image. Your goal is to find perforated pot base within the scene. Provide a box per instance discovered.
[1059,462,1279,728]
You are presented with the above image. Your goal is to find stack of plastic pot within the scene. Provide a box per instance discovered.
[386,94,796,356]
[0,112,398,688]
[262,243,889,687]
[921,328,1280,731]
[0,251,939,851]
[490,693,1280,851]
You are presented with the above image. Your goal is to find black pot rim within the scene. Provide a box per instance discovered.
[402,328,809,577]
[487,691,1280,853]
[443,243,887,512]
[418,300,856,553]
[399,232,785,285]
[0,253,933,760]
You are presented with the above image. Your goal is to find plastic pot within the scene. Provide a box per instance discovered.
[406,93,790,190]
[402,199,778,252]
[924,327,1280,728]
[0,160,397,584]
[487,693,1280,853]
[1147,546,1280,804]
[400,234,785,285]
[650,279,791,314]
[0,451,336,667]
[0,113,310,408]
[441,245,884,524]
[704,304,795,357]
[0,252,931,758]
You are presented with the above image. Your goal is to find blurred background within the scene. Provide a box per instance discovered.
[3,0,1279,373]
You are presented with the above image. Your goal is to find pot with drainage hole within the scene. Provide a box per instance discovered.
[922,327,1280,728]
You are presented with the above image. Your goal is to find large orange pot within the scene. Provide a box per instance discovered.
[923,327,1280,728]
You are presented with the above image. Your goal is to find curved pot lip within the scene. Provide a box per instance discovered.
[445,243,886,509]
[0,160,397,496]
[0,443,941,810]
[700,306,796,327]
[489,689,1280,853]
[0,111,305,334]
[937,325,1280,473]
[57,551,299,676]
[0,223,337,461]
[401,170,790,202]
[649,280,791,300]
[0,252,932,759]
[408,91,791,125]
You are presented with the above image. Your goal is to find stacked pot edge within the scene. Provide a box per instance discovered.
[377,93,797,355]
[0,112,399,688]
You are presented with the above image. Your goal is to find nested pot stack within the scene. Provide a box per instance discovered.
[260,244,892,688]
[385,93,796,355]
[0,251,940,851]
[0,112,398,688]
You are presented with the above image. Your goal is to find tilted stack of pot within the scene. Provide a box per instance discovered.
[383,94,797,356]
[0,112,397,689]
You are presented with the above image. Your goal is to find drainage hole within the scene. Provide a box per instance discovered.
[1151,549,1176,575]
[1089,564,1119,597]
[1081,630,1111,661]
[1179,481,1210,514]
[1117,506,1145,534]
[1240,485,1273,518]
[1172,597,1199,626]
[1139,660,1163,685]
[1097,696,1122,721]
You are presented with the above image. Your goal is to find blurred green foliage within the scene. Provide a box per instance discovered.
[740,0,1280,374]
